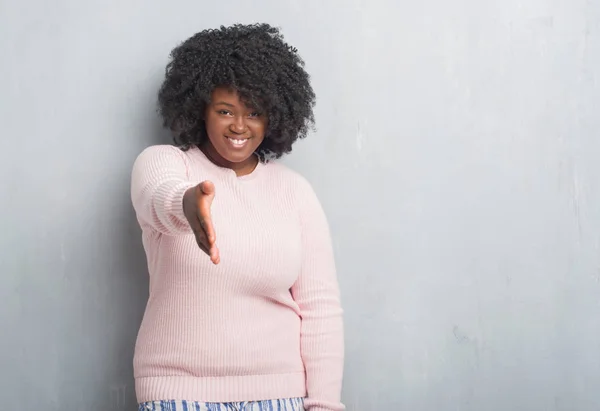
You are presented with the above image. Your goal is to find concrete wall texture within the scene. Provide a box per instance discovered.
[1,0,599,409]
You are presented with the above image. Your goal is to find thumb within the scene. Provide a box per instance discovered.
[199,180,215,196]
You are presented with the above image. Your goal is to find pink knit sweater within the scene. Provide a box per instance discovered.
[130,145,344,410]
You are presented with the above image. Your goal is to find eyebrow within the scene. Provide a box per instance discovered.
[214,101,235,107]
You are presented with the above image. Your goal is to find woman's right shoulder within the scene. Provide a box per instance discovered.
[135,144,186,161]
[133,144,195,168]
[131,145,197,182]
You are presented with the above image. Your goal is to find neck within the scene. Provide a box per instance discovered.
[199,142,258,177]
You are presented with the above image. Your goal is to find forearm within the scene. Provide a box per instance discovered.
[293,176,345,410]
[301,304,345,411]
[131,146,196,235]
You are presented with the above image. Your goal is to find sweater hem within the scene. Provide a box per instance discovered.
[135,372,307,403]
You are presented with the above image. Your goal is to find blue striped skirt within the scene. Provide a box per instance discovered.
[139,398,304,411]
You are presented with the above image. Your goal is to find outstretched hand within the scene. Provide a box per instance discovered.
[183,181,220,264]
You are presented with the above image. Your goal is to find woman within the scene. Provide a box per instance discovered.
[130,24,345,411]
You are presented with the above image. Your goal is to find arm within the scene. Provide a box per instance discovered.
[130,145,197,235]
[291,180,345,411]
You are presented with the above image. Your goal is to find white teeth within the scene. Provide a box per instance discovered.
[228,138,247,146]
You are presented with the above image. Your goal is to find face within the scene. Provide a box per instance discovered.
[202,86,268,171]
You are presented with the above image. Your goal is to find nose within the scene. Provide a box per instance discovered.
[229,115,247,134]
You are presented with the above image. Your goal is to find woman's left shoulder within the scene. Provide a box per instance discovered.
[265,160,314,191]
[264,161,322,208]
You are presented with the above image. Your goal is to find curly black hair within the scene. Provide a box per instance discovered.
[157,23,316,161]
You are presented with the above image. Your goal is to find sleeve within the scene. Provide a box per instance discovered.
[130,145,198,235]
[291,179,345,411]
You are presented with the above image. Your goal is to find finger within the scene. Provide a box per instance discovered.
[199,234,219,264]
[191,219,211,248]
[198,216,215,245]
[197,211,216,245]
[193,228,210,253]
[210,246,220,265]
[197,240,210,256]
[193,225,219,263]
[200,180,215,196]
[186,204,204,233]
[197,184,216,244]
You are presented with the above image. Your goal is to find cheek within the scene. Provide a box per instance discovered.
[251,120,268,138]
[204,116,225,137]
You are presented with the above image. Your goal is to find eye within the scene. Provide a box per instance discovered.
[218,110,233,116]
[248,112,261,118]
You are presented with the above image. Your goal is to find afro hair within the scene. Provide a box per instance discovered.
[157,23,316,161]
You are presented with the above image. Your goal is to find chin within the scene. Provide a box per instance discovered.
[224,151,254,163]
[216,145,258,164]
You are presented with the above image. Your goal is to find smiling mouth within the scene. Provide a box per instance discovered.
[226,136,250,147]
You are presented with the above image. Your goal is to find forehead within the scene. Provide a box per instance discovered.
[210,86,259,110]
[210,86,241,104]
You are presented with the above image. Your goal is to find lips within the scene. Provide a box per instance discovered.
[226,136,250,148]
